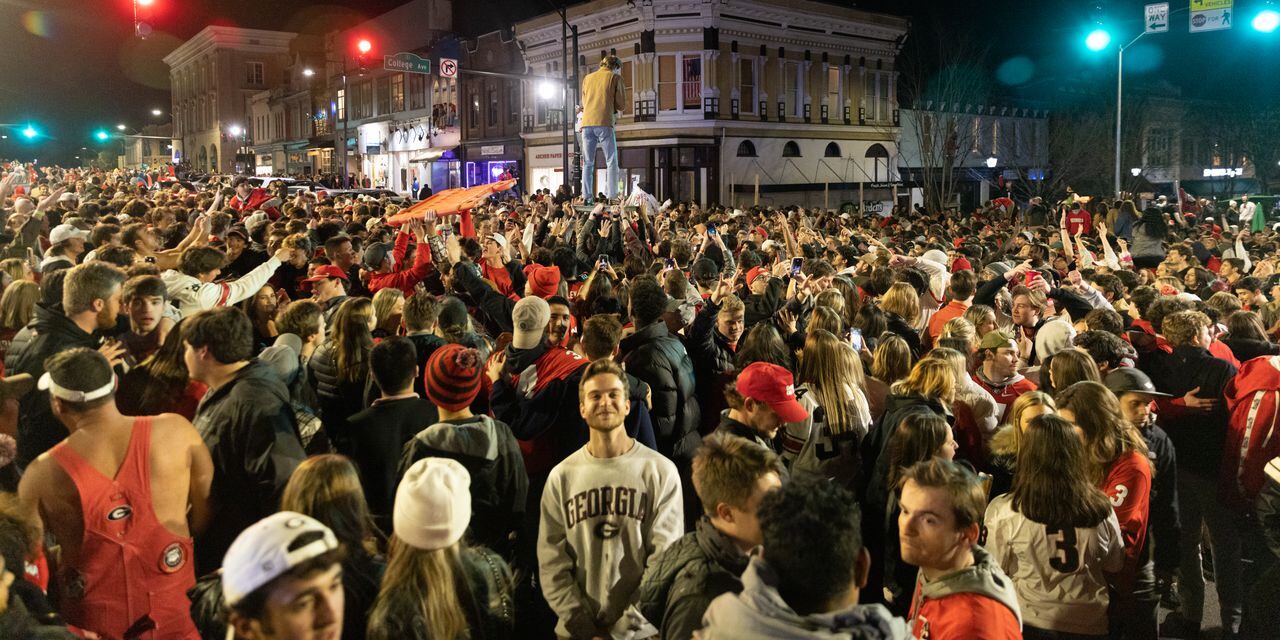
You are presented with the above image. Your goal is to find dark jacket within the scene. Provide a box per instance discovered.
[743,277,787,331]
[884,312,923,359]
[860,392,951,609]
[0,597,75,640]
[308,340,373,452]
[192,359,306,574]
[404,331,447,403]
[618,321,702,464]
[5,303,99,466]
[1139,344,1237,473]
[715,411,775,453]
[453,261,516,338]
[687,300,737,433]
[347,396,436,532]
[366,547,514,640]
[342,549,386,640]
[637,516,750,640]
[398,415,528,559]
[1223,336,1280,364]
[1142,420,1181,574]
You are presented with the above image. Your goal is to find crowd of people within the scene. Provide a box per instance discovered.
[0,158,1274,640]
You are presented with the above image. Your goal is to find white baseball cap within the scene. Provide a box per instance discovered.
[221,511,339,607]
[49,224,89,245]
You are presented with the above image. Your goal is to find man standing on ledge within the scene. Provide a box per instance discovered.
[580,55,626,204]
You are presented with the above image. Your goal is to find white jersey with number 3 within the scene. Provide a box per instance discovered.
[983,493,1125,636]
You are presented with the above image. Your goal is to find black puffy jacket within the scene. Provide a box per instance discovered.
[685,300,737,434]
[308,340,373,451]
[884,312,923,359]
[5,303,100,466]
[637,516,750,640]
[619,321,701,463]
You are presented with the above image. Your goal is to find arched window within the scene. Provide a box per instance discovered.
[736,140,757,157]
[824,142,841,158]
[865,143,890,182]
[208,144,217,171]
[782,141,801,157]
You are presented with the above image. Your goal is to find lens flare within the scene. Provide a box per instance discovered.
[21,11,52,39]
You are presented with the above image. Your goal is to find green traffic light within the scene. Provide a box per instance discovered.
[1085,29,1111,51]
[21,125,38,139]
[95,130,109,141]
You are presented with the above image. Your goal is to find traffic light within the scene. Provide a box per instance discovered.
[356,38,374,75]
[1255,9,1280,33]
[21,125,38,140]
[95,130,110,142]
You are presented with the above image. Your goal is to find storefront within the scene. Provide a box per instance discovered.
[525,140,717,204]
[460,142,523,189]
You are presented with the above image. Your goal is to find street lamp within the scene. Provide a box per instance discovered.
[1254,9,1280,33]
[228,125,243,137]
[302,68,315,77]
[537,80,557,101]
[1085,29,1112,51]
[116,124,126,131]
[1130,167,1142,176]
[150,108,163,117]
[985,157,998,169]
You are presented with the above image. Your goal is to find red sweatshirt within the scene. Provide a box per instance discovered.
[368,231,433,295]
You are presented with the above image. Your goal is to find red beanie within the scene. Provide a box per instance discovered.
[424,344,482,411]
[951,256,972,271]
[525,264,561,299]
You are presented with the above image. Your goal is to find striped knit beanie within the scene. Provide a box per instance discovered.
[424,344,482,411]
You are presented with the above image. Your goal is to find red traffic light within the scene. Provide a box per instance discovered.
[357,39,372,54]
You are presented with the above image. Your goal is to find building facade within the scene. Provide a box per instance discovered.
[120,122,174,171]
[247,37,326,177]
[458,30,525,190]
[514,0,909,206]
[897,104,1050,211]
[328,0,459,193]
[164,26,298,174]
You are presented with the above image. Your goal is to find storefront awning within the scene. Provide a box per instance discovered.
[306,139,334,150]
[409,147,456,163]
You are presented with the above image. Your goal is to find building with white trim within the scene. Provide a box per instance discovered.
[514,0,909,206]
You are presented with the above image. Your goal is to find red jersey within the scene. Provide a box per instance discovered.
[1065,209,1092,236]
[1102,450,1152,590]
[514,347,589,475]
[50,417,199,639]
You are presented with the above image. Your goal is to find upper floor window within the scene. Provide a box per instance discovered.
[246,62,264,86]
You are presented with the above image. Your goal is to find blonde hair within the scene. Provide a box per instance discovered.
[0,280,39,331]
[372,287,404,332]
[798,330,868,435]
[718,294,745,316]
[1162,310,1210,347]
[880,282,920,321]
[871,333,914,384]
[998,390,1056,458]
[368,537,474,640]
[925,347,969,394]
[941,317,976,349]
[892,358,957,406]
[814,289,845,316]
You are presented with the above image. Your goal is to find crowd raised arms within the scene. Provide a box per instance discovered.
[0,159,1275,640]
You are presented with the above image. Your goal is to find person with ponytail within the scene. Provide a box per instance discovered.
[368,458,514,640]
[781,329,871,489]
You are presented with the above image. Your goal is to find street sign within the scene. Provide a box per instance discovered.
[1145,2,1170,32]
[1190,0,1233,32]
[439,58,458,78]
[384,52,431,75]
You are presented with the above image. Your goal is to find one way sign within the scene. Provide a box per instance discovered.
[1145,2,1169,33]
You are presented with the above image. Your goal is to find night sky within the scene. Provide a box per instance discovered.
[2,0,1277,164]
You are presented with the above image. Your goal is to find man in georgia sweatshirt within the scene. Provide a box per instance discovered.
[538,359,683,639]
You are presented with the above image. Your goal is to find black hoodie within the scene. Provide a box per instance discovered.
[4,303,99,466]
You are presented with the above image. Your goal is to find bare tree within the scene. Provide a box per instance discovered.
[891,18,992,212]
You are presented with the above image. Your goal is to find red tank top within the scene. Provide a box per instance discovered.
[51,417,199,640]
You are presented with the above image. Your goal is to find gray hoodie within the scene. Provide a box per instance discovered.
[697,557,911,640]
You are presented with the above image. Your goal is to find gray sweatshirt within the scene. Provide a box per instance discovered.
[539,441,684,639]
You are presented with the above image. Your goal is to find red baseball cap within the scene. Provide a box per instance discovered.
[736,362,808,423]
[746,266,768,286]
[301,265,349,284]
